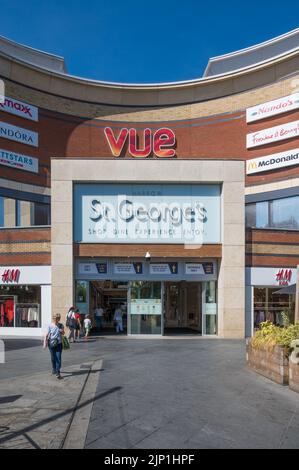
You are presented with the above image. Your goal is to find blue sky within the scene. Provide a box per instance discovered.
[1,0,299,83]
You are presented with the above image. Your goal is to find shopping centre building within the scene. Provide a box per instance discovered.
[0,29,299,338]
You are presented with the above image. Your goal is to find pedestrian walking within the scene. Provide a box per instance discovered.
[94,305,104,331]
[66,307,76,343]
[84,315,92,337]
[74,308,82,340]
[113,304,123,333]
[44,314,65,379]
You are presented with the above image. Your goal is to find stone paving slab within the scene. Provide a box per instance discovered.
[0,363,92,449]
[1,337,299,449]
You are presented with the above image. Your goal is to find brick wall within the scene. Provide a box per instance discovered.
[0,227,51,265]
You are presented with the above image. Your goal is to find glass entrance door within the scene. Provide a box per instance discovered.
[128,281,163,335]
[164,282,202,333]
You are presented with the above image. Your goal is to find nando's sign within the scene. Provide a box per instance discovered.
[104,127,176,158]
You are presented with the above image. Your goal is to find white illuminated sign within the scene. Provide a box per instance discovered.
[246,148,299,174]
[77,184,221,245]
[0,95,38,121]
[0,148,38,173]
[246,93,299,123]
[0,121,38,147]
[246,120,299,149]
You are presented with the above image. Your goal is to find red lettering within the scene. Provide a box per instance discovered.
[153,128,176,158]
[276,269,292,285]
[104,127,176,158]
[128,128,151,158]
[104,127,128,157]
[2,268,20,283]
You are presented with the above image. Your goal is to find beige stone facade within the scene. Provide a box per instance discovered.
[51,158,245,338]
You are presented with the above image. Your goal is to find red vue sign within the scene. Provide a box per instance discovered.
[104,127,176,158]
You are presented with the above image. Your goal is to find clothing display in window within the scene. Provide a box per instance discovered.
[0,303,5,327]
[15,305,40,328]
[0,298,15,327]
[266,311,275,323]
[254,310,265,326]
[5,299,14,324]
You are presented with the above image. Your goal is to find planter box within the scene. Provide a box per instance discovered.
[246,340,289,385]
[289,361,299,393]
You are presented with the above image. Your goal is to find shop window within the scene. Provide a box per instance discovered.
[17,200,32,227]
[203,281,217,335]
[130,281,162,334]
[246,195,299,230]
[256,201,269,228]
[31,202,50,226]
[253,287,295,329]
[0,285,41,328]
[76,281,88,303]
[270,197,299,229]
[0,197,4,227]
[4,198,16,228]
[0,197,50,228]
[245,203,256,228]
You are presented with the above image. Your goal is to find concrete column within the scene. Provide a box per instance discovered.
[51,178,73,324]
[217,178,245,338]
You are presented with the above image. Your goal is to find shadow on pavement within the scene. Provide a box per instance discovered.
[0,395,22,404]
[0,386,122,448]
[61,369,104,378]
[1,339,42,351]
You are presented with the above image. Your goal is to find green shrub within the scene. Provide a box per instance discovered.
[251,321,299,354]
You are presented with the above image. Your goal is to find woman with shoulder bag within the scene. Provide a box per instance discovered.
[44,314,65,380]
[66,307,77,343]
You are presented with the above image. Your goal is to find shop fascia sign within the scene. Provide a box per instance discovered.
[0,148,39,173]
[0,121,38,147]
[104,127,176,158]
[246,93,299,123]
[276,269,292,286]
[246,120,299,149]
[0,95,38,121]
[1,269,21,283]
[246,148,299,175]
[89,197,206,224]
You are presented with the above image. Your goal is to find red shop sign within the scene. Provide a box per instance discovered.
[2,269,20,283]
[104,127,176,158]
[276,269,292,286]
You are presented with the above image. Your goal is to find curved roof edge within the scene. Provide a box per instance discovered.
[0,31,299,107]
[203,27,299,77]
[0,35,67,74]
[0,29,298,89]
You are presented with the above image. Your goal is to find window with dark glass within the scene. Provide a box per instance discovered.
[0,197,50,228]
[246,195,299,230]
[0,196,4,227]
[31,202,50,226]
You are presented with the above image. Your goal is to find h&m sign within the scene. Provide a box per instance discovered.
[2,269,20,283]
[104,127,176,158]
[276,269,292,286]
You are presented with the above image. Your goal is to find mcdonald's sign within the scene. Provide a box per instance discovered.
[247,148,299,175]
[247,160,258,172]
